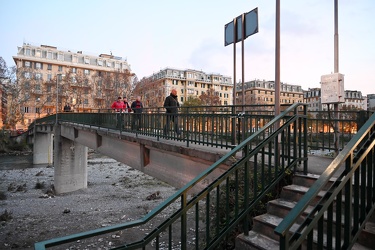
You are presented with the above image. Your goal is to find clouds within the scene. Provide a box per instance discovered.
[0,0,374,95]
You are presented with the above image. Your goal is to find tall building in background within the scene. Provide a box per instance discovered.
[235,79,304,106]
[12,43,133,129]
[134,68,233,107]
[304,88,367,112]
[367,94,375,111]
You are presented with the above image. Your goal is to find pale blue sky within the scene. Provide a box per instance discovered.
[1,0,374,95]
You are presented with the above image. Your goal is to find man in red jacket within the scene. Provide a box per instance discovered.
[111,97,125,129]
[111,97,125,112]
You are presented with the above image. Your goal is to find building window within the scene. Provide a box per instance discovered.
[25,61,31,68]
[58,66,63,72]
[47,51,52,59]
[58,54,64,61]
[35,73,42,80]
[24,107,29,113]
[24,72,31,79]
[35,62,42,69]
[47,74,52,81]
[84,58,89,64]
[98,60,103,66]
[84,99,88,104]
[47,64,52,70]
[47,86,51,92]
[84,69,90,75]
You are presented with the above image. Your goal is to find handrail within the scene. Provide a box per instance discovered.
[275,111,375,249]
[35,103,308,249]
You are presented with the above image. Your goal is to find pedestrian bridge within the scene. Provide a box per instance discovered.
[33,103,375,249]
[29,105,278,194]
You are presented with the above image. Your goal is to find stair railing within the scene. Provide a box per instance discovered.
[275,112,375,250]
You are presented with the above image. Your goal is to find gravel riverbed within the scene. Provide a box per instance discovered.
[0,152,179,250]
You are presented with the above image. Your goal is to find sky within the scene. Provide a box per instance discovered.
[0,0,374,95]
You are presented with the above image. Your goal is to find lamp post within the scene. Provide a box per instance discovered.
[56,74,64,124]
[34,97,40,121]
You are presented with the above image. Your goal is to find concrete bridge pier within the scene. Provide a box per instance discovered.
[33,132,53,165]
[53,125,88,194]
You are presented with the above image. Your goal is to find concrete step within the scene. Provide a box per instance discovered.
[293,173,337,190]
[358,222,375,249]
[235,231,279,250]
[280,184,327,205]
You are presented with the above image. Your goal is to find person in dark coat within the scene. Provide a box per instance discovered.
[163,89,181,137]
[131,96,143,131]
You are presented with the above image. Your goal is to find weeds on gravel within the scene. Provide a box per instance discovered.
[0,190,6,200]
[0,210,13,221]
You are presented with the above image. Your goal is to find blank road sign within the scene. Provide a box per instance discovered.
[224,7,258,46]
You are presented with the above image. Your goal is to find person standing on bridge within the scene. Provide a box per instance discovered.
[163,88,181,138]
[131,96,143,131]
[111,97,125,129]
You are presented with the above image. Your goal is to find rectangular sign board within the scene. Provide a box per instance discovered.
[320,73,345,104]
[224,7,258,46]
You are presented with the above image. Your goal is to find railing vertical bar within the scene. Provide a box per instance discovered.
[317,217,324,248]
[360,160,367,224]
[344,154,354,248]
[206,192,210,246]
[336,189,343,250]
[327,203,333,249]
[195,203,199,250]
[181,193,187,250]
[307,230,314,250]
[353,159,360,233]
[261,147,265,191]
[215,186,220,236]
[244,143,250,235]
[235,170,239,216]
[367,152,373,210]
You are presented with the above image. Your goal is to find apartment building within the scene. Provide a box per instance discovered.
[235,79,304,106]
[12,43,133,128]
[133,68,233,107]
[304,88,366,112]
[304,88,323,112]
[367,94,375,111]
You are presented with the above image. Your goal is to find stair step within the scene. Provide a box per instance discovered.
[252,214,299,241]
[293,173,337,190]
[236,231,279,250]
[358,222,375,249]
[280,184,327,205]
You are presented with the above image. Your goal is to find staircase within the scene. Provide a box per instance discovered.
[236,173,375,250]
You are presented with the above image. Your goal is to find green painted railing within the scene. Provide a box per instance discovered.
[275,112,375,249]
[34,103,308,249]
[32,105,368,153]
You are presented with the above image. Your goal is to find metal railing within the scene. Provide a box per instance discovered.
[32,105,370,153]
[34,103,308,249]
[275,112,375,249]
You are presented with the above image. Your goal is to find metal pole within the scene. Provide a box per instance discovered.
[241,13,246,142]
[56,74,59,124]
[334,0,340,155]
[232,17,237,146]
[275,0,280,117]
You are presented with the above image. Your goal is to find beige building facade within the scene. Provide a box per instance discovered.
[235,79,304,106]
[134,68,233,107]
[12,43,133,129]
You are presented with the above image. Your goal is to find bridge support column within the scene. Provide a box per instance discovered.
[33,133,53,165]
[54,125,88,194]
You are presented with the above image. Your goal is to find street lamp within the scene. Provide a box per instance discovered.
[56,74,65,124]
[34,97,40,121]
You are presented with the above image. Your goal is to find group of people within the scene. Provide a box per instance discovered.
[111,96,143,130]
[111,89,181,137]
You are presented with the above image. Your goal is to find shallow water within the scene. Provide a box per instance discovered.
[0,154,48,170]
